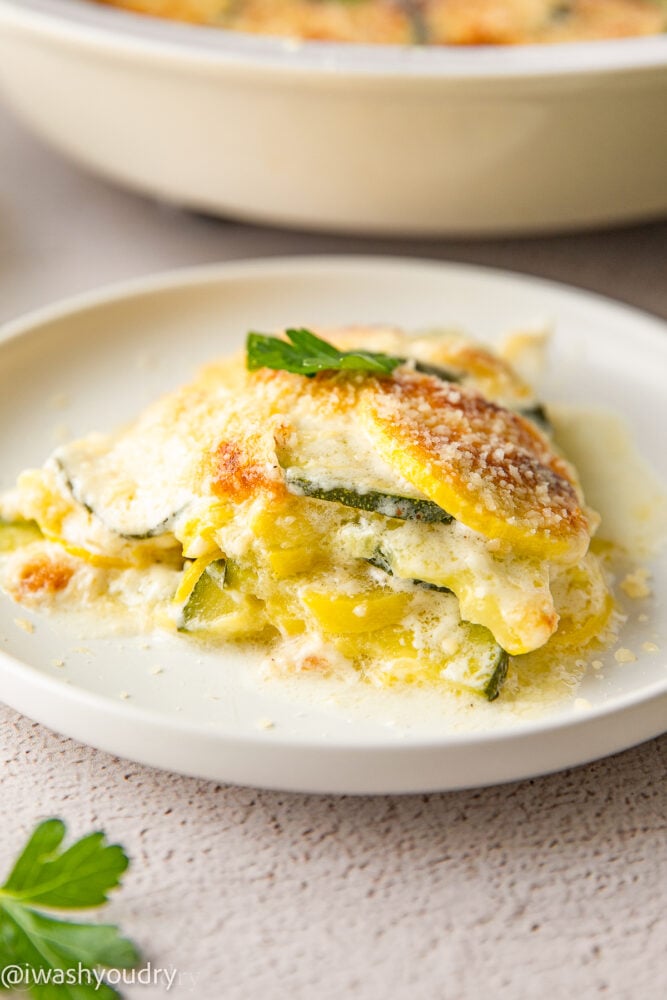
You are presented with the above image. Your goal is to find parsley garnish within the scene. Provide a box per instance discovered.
[0,819,139,999]
[246,327,402,376]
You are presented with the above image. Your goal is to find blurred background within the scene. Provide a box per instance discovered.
[3,105,666,325]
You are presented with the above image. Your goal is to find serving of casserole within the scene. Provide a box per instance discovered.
[0,325,614,704]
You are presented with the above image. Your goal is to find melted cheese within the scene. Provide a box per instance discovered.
[0,326,613,699]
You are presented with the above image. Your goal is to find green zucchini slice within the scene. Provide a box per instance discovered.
[276,412,453,524]
[366,548,507,698]
[411,359,462,382]
[445,624,509,701]
[55,455,187,541]
[0,518,42,553]
[177,559,228,632]
[393,358,462,382]
[367,550,452,593]
[177,558,266,637]
[284,471,453,524]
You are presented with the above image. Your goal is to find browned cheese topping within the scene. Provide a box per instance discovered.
[361,371,592,560]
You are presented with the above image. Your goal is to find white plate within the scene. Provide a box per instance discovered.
[1,257,666,793]
[1,0,667,235]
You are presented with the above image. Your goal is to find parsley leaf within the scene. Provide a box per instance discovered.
[0,819,140,999]
[2,819,130,909]
[246,328,403,376]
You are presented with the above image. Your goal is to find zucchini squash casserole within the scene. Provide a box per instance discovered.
[0,327,613,702]
[97,0,667,45]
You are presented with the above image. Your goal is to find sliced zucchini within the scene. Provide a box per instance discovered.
[367,549,452,593]
[284,470,453,524]
[276,407,453,526]
[410,359,462,382]
[176,557,265,637]
[0,518,42,553]
[177,558,227,631]
[331,605,508,700]
[114,514,184,541]
[365,549,506,698]
[55,456,186,540]
[445,624,509,701]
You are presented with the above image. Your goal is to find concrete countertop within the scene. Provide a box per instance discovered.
[1,106,665,1000]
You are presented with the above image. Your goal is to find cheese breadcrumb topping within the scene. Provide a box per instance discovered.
[361,371,593,560]
[0,325,618,702]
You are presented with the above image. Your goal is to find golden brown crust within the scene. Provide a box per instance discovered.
[16,554,75,598]
[208,332,593,561]
[211,439,286,501]
[416,335,536,405]
[361,370,591,559]
[224,0,414,42]
[96,0,666,43]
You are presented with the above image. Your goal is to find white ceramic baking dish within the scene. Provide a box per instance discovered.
[1,0,666,235]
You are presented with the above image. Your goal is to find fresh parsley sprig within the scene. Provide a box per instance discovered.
[246,327,403,376]
[0,819,139,999]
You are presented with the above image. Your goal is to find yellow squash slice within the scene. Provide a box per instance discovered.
[361,371,592,562]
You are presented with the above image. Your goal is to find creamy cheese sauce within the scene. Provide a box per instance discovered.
[1,377,664,725]
[338,516,555,654]
[171,403,657,722]
[551,405,667,557]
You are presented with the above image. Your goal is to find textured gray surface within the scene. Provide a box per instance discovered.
[1,105,666,1000]
[2,713,666,1000]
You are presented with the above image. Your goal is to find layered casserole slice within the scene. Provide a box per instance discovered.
[0,327,612,701]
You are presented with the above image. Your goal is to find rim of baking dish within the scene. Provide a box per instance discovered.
[2,0,667,80]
